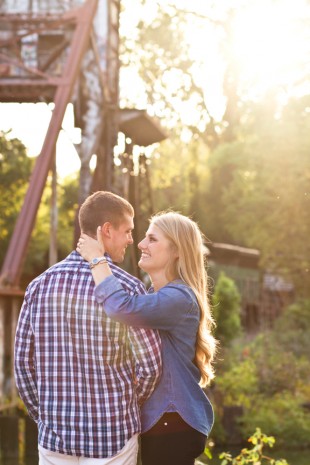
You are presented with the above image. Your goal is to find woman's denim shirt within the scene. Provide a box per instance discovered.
[95,275,214,436]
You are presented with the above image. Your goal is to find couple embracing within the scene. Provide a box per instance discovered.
[15,191,217,465]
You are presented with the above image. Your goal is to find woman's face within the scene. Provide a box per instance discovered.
[138,223,178,277]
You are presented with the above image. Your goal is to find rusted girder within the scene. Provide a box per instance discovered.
[0,0,98,287]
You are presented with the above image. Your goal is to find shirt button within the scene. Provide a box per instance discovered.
[164,422,168,426]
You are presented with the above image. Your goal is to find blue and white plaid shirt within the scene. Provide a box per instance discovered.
[14,251,162,458]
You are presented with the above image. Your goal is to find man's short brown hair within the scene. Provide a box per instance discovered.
[78,191,134,237]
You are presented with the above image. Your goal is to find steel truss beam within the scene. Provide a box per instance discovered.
[0,0,98,287]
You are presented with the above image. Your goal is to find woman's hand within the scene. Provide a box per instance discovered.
[77,227,112,283]
[77,226,105,262]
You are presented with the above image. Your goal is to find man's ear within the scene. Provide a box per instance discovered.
[101,222,112,238]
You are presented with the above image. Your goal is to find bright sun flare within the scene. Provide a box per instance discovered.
[180,0,309,120]
[230,0,309,94]
[1,0,309,176]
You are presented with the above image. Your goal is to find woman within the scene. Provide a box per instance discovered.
[77,211,217,465]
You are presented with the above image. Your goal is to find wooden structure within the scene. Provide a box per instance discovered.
[207,242,294,332]
[119,108,166,277]
[208,242,261,332]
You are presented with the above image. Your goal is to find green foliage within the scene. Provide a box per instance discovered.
[213,97,310,296]
[121,2,310,301]
[202,141,247,242]
[212,299,310,448]
[22,175,78,286]
[0,131,33,267]
[120,0,204,136]
[215,357,259,409]
[212,272,242,347]
[150,137,209,216]
[272,299,310,358]
[0,129,79,285]
[241,393,310,448]
[57,175,79,253]
[219,428,289,465]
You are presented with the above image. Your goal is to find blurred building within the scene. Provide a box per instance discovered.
[207,242,294,333]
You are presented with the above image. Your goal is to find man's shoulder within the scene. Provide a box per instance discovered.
[25,251,85,293]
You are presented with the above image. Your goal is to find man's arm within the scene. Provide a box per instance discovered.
[14,291,39,422]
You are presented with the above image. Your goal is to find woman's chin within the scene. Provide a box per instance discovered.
[138,259,148,272]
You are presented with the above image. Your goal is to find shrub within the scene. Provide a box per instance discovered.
[212,272,242,347]
[218,428,289,465]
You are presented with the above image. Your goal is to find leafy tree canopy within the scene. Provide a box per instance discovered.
[0,131,33,268]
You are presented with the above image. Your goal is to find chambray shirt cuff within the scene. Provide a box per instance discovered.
[95,275,123,303]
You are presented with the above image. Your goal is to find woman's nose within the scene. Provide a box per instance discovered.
[138,238,146,250]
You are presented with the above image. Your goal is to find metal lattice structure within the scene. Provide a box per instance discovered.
[0,1,121,410]
[0,0,167,411]
[0,0,120,287]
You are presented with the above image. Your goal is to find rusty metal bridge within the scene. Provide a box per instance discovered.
[0,1,166,445]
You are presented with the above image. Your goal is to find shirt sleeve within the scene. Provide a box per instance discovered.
[106,265,162,405]
[94,275,195,331]
[14,288,39,422]
[127,324,162,405]
[125,279,162,405]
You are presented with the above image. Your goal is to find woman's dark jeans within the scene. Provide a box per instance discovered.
[141,412,207,465]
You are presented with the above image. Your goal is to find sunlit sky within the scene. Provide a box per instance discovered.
[0,102,81,177]
[0,0,309,177]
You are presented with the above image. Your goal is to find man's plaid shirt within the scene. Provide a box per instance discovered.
[14,251,162,458]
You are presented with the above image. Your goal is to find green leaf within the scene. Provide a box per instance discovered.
[204,447,213,459]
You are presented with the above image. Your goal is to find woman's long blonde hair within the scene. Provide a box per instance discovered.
[151,211,217,387]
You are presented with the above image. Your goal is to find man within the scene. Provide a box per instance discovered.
[14,191,162,465]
